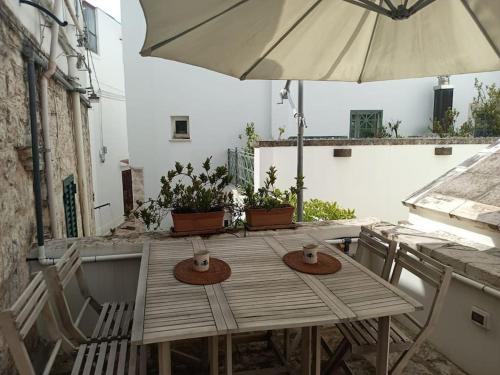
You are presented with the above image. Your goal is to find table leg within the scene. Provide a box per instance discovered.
[312,326,321,375]
[301,327,312,375]
[158,342,171,375]
[209,335,219,375]
[226,333,232,375]
[376,316,391,375]
[284,329,291,361]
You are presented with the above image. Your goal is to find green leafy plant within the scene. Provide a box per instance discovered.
[387,120,401,138]
[242,166,302,210]
[456,120,474,137]
[430,107,460,138]
[238,122,260,154]
[133,157,234,229]
[278,127,286,140]
[470,78,500,137]
[375,124,391,138]
[291,197,355,222]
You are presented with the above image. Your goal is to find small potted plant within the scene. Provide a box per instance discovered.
[242,166,302,228]
[134,157,234,234]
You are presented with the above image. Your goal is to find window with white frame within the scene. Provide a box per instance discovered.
[82,2,98,53]
[171,116,190,140]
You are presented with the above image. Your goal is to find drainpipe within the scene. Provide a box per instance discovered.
[63,0,83,36]
[25,47,47,264]
[40,0,63,238]
[68,54,91,236]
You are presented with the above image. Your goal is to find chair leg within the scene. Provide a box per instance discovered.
[320,337,333,357]
[321,338,350,375]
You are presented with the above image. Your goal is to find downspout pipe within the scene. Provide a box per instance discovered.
[25,48,46,262]
[40,0,63,239]
[63,0,83,36]
[68,54,91,236]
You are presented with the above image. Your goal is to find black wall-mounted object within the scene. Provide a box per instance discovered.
[433,88,454,130]
[333,148,352,157]
[435,147,453,156]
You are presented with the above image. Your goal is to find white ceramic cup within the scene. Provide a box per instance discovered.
[303,244,319,264]
[193,251,210,272]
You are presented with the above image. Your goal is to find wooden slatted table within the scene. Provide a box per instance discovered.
[132,233,422,375]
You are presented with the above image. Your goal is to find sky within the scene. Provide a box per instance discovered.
[86,0,121,21]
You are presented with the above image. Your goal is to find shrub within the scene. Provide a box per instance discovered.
[291,197,355,222]
[238,122,260,154]
[242,166,302,210]
[133,157,234,229]
[470,79,500,136]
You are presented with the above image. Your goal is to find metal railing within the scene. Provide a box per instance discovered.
[228,148,254,188]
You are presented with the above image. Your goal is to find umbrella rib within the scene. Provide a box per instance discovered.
[147,0,250,54]
[343,0,391,17]
[239,0,324,80]
[357,1,382,83]
[459,0,500,58]
[408,0,435,15]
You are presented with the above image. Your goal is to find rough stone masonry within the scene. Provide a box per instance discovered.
[0,2,94,373]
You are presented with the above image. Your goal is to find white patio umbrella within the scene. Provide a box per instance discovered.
[138,0,500,219]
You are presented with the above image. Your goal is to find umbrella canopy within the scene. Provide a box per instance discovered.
[139,0,500,83]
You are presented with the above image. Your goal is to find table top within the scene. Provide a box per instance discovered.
[131,233,422,345]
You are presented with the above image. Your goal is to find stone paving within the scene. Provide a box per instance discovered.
[165,324,467,375]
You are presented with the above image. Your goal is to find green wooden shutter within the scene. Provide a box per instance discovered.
[63,175,78,238]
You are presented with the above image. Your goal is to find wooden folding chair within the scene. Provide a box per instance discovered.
[323,243,453,375]
[355,225,398,281]
[0,272,145,375]
[43,243,135,345]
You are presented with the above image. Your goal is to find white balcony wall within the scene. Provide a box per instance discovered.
[255,142,490,224]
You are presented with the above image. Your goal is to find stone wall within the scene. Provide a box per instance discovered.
[0,3,93,373]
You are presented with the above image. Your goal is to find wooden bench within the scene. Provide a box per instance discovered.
[324,243,452,375]
[43,243,138,345]
[0,271,145,375]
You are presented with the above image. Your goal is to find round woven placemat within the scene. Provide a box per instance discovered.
[174,258,231,285]
[283,251,342,275]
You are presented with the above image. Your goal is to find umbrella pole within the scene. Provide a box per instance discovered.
[297,80,304,222]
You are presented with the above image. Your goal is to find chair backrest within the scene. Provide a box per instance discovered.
[355,226,397,281]
[43,243,101,344]
[0,272,73,375]
[390,243,452,330]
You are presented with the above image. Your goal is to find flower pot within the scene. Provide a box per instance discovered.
[171,210,224,233]
[245,206,295,228]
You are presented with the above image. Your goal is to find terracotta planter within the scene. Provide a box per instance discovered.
[171,210,224,233]
[245,206,295,227]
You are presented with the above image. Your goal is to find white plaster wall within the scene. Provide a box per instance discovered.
[255,143,489,223]
[271,72,500,140]
[86,8,129,234]
[398,272,500,375]
[121,0,272,202]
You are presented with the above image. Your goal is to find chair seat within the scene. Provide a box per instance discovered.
[92,301,134,342]
[337,318,412,354]
[71,340,146,375]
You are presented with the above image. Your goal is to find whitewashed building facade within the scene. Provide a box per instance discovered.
[83,2,130,234]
